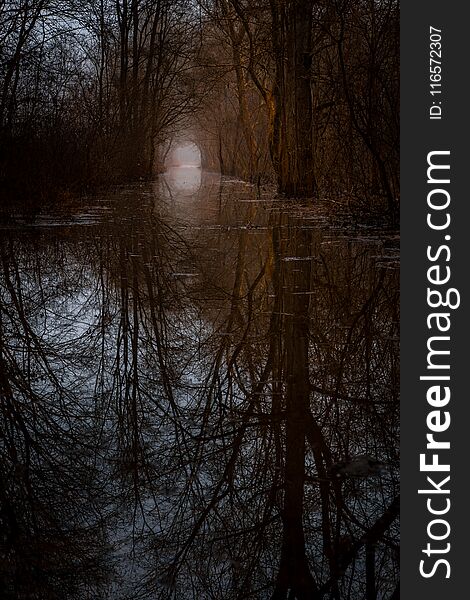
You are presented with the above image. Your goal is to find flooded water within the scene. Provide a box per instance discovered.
[0,169,399,599]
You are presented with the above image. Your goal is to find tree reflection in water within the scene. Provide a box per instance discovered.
[0,174,399,599]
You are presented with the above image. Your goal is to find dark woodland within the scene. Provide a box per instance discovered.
[0,1,399,599]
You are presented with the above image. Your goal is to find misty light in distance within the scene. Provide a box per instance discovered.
[164,143,202,195]
[167,143,201,168]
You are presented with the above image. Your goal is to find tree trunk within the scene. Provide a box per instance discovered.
[270,0,317,198]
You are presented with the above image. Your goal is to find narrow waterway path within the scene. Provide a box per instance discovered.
[0,169,399,599]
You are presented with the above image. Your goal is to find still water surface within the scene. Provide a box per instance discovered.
[0,169,399,599]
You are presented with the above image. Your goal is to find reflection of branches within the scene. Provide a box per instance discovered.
[318,495,400,598]
[0,246,109,598]
[1,183,399,599]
